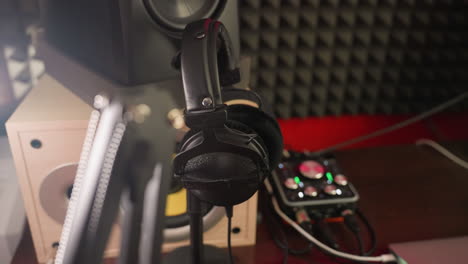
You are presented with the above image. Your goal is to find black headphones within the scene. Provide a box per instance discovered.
[173,19,283,206]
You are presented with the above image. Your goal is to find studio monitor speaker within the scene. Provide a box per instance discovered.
[41,0,239,85]
[6,74,257,264]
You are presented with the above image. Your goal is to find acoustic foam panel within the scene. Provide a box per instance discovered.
[239,0,468,118]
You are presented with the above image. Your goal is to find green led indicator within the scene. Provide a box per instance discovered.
[326,172,333,182]
[294,176,301,184]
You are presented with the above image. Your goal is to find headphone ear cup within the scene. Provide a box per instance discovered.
[177,120,267,206]
[226,104,283,170]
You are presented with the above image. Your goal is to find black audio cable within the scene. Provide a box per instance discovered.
[273,237,314,256]
[267,205,290,262]
[311,216,340,251]
[355,233,366,256]
[225,206,234,264]
[260,187,315,263]
[356,209,377,256]
[272,208,315,257]
[260,187,289,264]
[290,208,315,254]
[342,209,377,257]
[342,209,364,255]
[265,179,396,262]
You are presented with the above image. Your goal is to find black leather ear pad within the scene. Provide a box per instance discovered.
[226,104,283,170]
[178,120,269,206]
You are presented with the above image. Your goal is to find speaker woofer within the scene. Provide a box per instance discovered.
[40,163,225,242]
[143,0,227,37]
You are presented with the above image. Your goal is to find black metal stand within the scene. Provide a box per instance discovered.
[189,191,204,263]
[164,192,230,264]
[163,245,229,264]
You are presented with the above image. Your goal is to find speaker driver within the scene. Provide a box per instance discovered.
[39,163,77,224]
[143,0,227,37]
[39,163,224,242]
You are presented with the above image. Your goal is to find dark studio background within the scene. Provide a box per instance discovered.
[2,0,468,147]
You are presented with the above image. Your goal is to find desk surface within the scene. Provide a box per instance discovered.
[12,142,468,264]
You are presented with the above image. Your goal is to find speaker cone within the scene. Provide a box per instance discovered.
[143,0,227,37]
[41,163,224,242]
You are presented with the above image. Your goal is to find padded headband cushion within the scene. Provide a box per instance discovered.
[226,104,283,170]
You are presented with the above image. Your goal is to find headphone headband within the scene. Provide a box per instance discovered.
[181,19,240,114]
[174,19,283,208]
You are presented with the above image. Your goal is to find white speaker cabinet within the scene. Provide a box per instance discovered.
[6,74,258,263]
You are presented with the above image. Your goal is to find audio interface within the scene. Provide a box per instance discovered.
[271,152,359,217]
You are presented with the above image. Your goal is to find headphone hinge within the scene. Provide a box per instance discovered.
[185,105,227,129]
